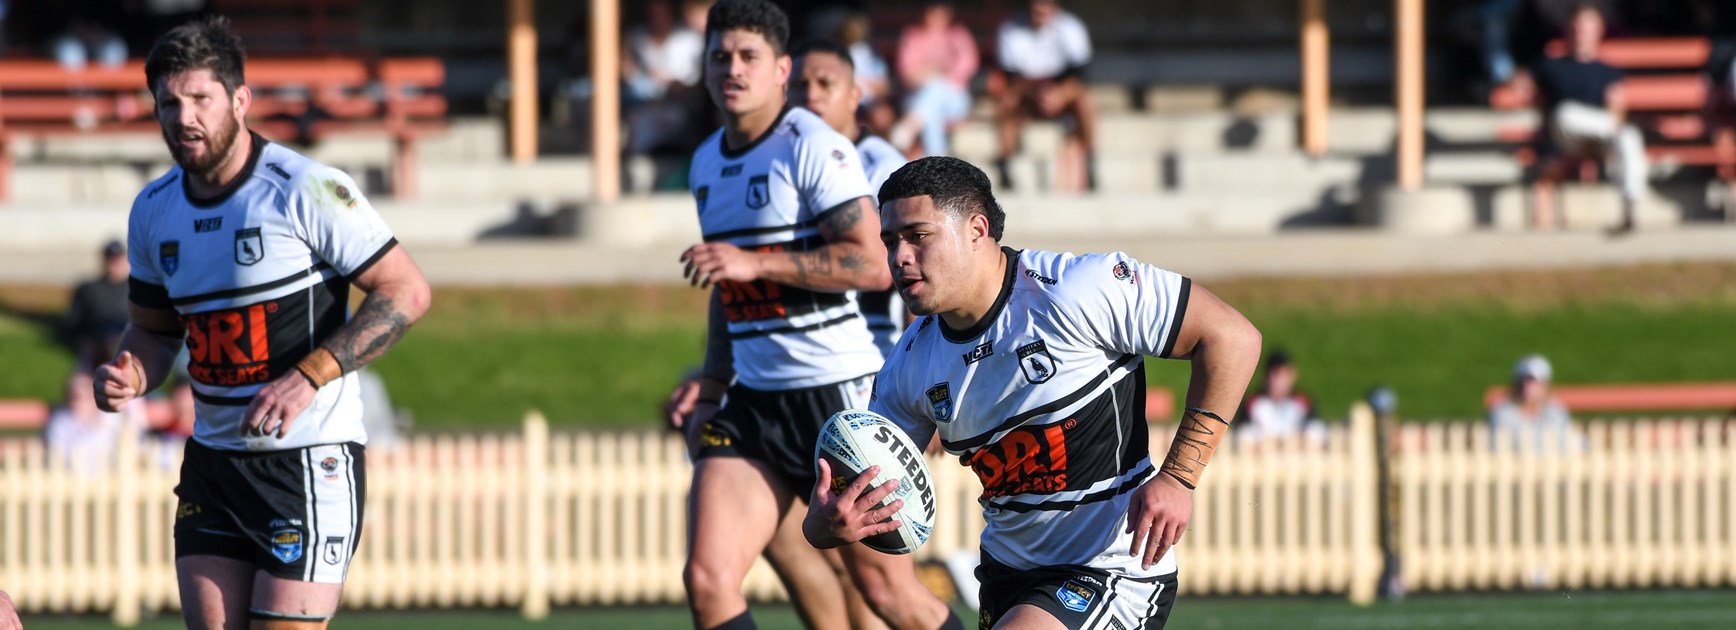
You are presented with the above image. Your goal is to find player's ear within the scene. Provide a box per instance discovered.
[776,51,792,85]
[968,213,991,249]
[232,84,252,118]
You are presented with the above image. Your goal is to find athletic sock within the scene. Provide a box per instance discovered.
[706,611,757,630]
[939,609,965,630]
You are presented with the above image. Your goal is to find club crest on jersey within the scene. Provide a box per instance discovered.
[1017,340,1057,384]
[270,526,303,563]
[1056,579,1096,613]
[234,228,264,266]
[746,175,770,209]
[926,383,954,423]
[694,186,709,213]
[1112,261,1137,285]
[159,241,180,276]
[323,536,346,565]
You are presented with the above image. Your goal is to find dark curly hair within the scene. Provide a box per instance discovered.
[705,0,791,56]
[145,15,247,96]
[878,157,1006,240]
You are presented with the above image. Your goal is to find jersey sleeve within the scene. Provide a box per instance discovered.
[1059,252,1191,359]
[288,167,398,280]
[125,193,173,309]
[795,129,873,218]
[869,358,938,451]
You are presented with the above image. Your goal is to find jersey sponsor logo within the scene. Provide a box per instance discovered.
[1112,261,1137,285]
[194,217,223,233]
[1109,618,1128,630]
[718,243,790,322]
[334,184,355,208]
[872,424,936,522]
[234,228,264,266]
[175,499,202,520]
[265,162,291,180]
[1017,340,1058,384]
[720,164,743,177]
[746,175,770,209]
[694,186,709,213]
[319,456,340,480]
[323,536,347,565]
[962,340,994,365]
[184,301,275,386]
[1024,269,1056,285]
[926,382,954,423]
[964,419,1073,498]
[159,241,180,276]
[269,520,303,563]
[1056,579,1096,613]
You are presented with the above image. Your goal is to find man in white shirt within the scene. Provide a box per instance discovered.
[992,0,1097,192]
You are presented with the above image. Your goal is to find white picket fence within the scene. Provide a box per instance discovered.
[3,406,1733,626]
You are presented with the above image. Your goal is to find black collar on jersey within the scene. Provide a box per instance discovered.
[183,131,268,209]
[940,246,1020,344]
[718,105,793,159]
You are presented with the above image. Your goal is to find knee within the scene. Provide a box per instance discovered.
[683,558,738,604]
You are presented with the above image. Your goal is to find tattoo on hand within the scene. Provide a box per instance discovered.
[324,293,411,373]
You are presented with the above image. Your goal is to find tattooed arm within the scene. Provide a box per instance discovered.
[243,245,432,438]
[680,196,892,293]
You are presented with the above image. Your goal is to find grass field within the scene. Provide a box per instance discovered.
[18,591,1736,629]
[4,262,1736,428]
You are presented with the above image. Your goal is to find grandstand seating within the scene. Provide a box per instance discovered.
[0,56,446,201]
[1488,37,1736,228]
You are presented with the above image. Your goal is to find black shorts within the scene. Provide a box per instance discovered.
[174,439,366,584]
[976,554,1178,630]
[696,374,874,496]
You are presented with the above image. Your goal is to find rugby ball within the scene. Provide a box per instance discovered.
[815,409,936,554]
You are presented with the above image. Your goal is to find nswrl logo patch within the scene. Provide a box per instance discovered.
[159,241,180,276]
[1056,579,1096,613]
[271,526,303,563]
[926,383,954,423]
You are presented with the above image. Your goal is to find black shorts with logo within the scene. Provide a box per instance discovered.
[696,373,875,496]
[173,439,366,584]
[976,553,1178,630]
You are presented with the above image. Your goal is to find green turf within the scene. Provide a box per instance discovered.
[6,263,1736,428]
[18,591,1736,629]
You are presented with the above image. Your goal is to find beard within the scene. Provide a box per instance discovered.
[164,110,241,177]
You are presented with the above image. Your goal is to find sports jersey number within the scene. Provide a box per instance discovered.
[184,303,274,386]
[719,243,788,323]
[964,420,1072,498]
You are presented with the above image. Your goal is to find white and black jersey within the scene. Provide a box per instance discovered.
[854,133,908,356]
[127,133,396,452]
[689,107,883,390]
[872,247,1190,577]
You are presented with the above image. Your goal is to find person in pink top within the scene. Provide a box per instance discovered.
[890,0,979,157]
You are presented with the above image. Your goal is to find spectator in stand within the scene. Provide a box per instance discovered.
[1527,2,1648,232]
[623,0,708,155]
[47,355,145,475]
[992,0,1096,192]
[1488,354,1582,453]
[1238,350,1327,448]
[62,240,131,372]
[49,0,127,69]
[839,11,895,136]
[890,0,979,158]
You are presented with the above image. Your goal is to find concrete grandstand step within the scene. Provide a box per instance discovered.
[949,112,1298,160]
[1173,153,1365,191]
[1423,152,1524,184]
[417,118,505,162]
[416,157,595,200]
[1325,108,1540,154]
[6,164,147,206]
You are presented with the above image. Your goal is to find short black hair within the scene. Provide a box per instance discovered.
[878,157,1006,240]
[791,39,854,72]
[146,15,247,96]
[705,0,791,56]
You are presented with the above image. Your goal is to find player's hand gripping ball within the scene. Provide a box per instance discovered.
[815,409,937,554]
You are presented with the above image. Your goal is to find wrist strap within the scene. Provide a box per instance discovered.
[296,347,343,389]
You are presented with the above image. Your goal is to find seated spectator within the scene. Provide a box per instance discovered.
[622,0,707,155]
[1488,354,1582,452]
[1238,351,1327,448]
[890,0,979,157]
[1530,3,1647,231]
[62,240,130,373]
[992,0,1096,191]
[50,0,127,69]
[47,361,145,475]
[839,11,895,136]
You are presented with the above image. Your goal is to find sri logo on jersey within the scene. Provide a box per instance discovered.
[185,302,275,386]
[1056,579,1096,613]
[323,536,346,565]
[926,382,954,423]
[159,241,180,276]
[1017,340,1057,384]
[1112,261,1137,285]
[965,421,1070,497]
[746,175,770,209]
[694,186,709,213]
[270,525,303,563]
[234,228,264,266]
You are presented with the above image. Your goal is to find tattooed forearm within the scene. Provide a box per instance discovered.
[788,250,836,285]
[817,201,863,238]
[322,291,412,373]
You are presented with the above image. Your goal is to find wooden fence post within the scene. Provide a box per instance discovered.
[1348,403,1380,605]
[111,427,140,626]
[522,412,550,620]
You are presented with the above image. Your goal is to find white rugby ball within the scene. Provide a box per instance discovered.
[815,409,936,554]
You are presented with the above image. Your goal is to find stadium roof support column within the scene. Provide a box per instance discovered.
[508,0,538,164]
[1395,0,1425,190]
[590,0,622,202]
[1301,0,1329,156]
